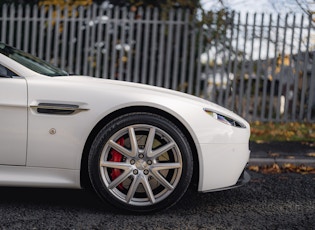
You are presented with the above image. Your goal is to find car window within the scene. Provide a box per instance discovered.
[0,43,68,77]
[0,64,17,78]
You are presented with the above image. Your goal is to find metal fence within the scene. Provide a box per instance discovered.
[1,4,314,122]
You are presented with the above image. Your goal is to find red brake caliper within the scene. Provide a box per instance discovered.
[109,137,124,190]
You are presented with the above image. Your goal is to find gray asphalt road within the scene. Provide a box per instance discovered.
[0,172,314,229]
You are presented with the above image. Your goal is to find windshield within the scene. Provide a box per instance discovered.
[0,43,68,77]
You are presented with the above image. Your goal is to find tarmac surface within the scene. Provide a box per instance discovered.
[0,142,313,229]
[249,141,315,167]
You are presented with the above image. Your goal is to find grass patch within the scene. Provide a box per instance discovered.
[250,122,315,142]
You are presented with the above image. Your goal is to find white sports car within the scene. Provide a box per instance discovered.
[0,42,250,213]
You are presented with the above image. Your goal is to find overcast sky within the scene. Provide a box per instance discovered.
[199,0,315,62]
[201,0,314,14]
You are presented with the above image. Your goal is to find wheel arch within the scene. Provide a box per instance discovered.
[80,106,200,190]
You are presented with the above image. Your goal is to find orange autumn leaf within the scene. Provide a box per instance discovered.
[249,164,315,174]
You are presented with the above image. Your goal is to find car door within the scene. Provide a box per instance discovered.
[0,64,27,165]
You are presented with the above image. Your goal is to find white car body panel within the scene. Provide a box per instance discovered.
[0,53,250,192]
[0,77,27,165]
[0,165,80,188]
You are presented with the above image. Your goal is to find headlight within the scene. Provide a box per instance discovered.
[204,109,246,128]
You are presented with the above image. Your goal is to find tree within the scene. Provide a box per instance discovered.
[1,0,201,11]
[295,0,315,24]
[96,0,200,11]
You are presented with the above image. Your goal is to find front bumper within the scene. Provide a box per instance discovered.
[201,170,251,193]
[198,143,250,192]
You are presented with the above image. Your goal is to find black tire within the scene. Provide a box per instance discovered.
[88,112,193,213]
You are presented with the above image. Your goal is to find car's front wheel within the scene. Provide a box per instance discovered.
[88,112,193,213]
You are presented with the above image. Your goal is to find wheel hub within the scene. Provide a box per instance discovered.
[135,159,147,170]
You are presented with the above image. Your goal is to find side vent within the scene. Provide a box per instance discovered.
[34,103,86,115]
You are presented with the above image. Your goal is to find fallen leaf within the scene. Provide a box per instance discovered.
[269,153,280,158]
[283,163,297,172]
[248,165,259,172]
[255,140,265,144]
[283,163,296,168]
[261,163,281,174]
[248,164,315,174]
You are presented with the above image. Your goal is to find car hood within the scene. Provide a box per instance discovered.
[62,75,222,108]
